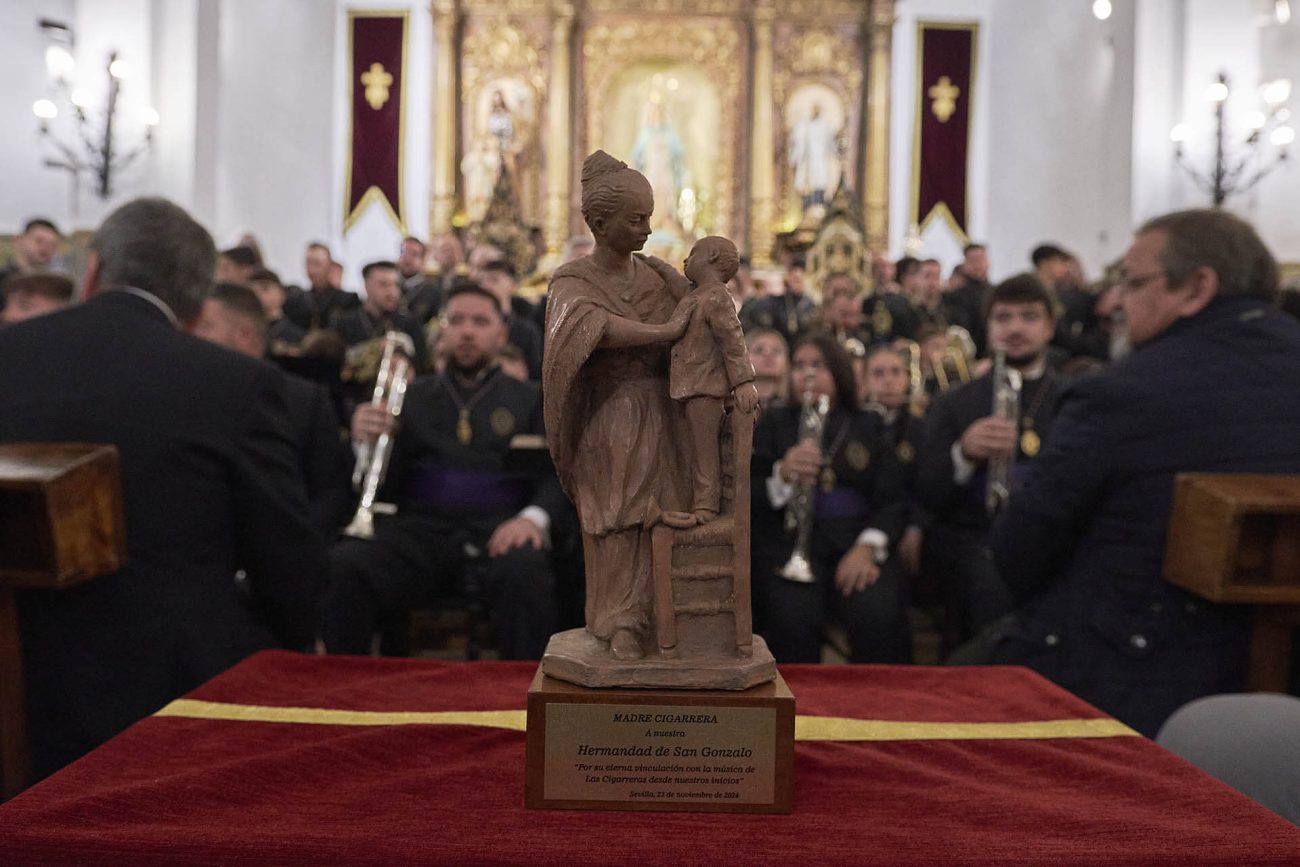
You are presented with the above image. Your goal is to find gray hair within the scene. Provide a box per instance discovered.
[90,197,216,320]
[1138,208,1278,302]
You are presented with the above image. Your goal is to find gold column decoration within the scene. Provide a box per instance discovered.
[544,2,575,262]
[864,0,894,253]
[430,0,459,235]
[749,0,776,265]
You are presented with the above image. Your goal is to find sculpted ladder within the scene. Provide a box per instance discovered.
[651,405,754,660]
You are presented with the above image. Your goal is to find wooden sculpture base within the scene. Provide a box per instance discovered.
[525,667,794,813]
[540,628,777,690]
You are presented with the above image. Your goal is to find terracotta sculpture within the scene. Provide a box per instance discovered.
[542,152,775,688]
[653,236,758,525]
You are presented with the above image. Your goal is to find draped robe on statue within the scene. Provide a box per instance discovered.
[543,256,691,640]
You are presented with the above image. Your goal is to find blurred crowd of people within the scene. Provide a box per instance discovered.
[4,200,1300,789]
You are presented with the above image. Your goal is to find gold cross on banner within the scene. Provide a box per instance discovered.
[928,75,960,123]
[361,62,393,110]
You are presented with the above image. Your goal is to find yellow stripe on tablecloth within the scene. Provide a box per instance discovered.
[155,699,1137,741]
[156,700,530,731]
[793,715,1137,741]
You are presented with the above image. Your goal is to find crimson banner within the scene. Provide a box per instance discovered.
[912,22,976,241]
[345,12,408,232]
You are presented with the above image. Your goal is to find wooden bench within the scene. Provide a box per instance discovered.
[0,443,125,799]
[1164,473,1300,692]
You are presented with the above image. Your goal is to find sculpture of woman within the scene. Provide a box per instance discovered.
[543,151,697,661]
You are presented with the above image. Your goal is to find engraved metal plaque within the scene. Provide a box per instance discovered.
[525,670,795,813]
[543,702,776,805]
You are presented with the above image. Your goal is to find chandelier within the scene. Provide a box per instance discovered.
[30,20,158,200]
[1170,71,1293,207]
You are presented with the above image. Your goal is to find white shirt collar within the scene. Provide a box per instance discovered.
[112,286,180,328]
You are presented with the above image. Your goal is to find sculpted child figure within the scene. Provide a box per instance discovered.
[543,151,699,661]
[664,236,759,524]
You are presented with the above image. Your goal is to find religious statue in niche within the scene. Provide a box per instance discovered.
[631,96,686,234]
[487,90,517,173]
[541,151,774,689]
[787,98,844,212]
[463,81,535,223]
[460,138,502,224]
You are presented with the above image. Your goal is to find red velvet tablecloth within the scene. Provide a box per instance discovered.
[1,651,1297,866]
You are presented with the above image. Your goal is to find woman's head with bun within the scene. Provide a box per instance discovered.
[580,150,654,255]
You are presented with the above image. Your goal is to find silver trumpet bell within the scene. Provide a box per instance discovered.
[779,549,816,583]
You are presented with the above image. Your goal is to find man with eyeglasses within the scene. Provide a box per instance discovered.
[987,208,1300,737]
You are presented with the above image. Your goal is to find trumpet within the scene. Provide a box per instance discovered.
[897,339,926,417]
[985,345,1022,515]
[780,375,830,584]
[344,331,416,539]
[931,325,976,392]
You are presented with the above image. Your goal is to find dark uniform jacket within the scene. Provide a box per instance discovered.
[916,370,1065,533]
[882,408,930,533]
[283,285,361,332]
[400,273,444,325]
[752,404,906,567]
[385,367,567,534]
[0,290,326,779]
[943,278,989,355]
[860,292,916,343]
[742,292,817,345]
[284,373,351,538]
[990,297,1300,736]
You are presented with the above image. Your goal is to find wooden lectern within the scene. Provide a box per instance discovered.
[1164,473,1300,693]
[0,443,126,799]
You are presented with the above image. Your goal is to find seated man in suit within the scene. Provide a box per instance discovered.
[0,198,326,781]
[990,209,1300,736]
[322,284,565,659]
[195,282,353,539]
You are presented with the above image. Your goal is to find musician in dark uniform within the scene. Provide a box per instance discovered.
[814,273,879,351]
[395,235,442,326]
[752,333,908,663]
[283,242,361,331]
[864,344,930,590]
[322,284,565,659]
[915,274,1064,652]
[741,256,816,344]
[334,262,426,360]
[860,256,927,342]
[334,261,429,417]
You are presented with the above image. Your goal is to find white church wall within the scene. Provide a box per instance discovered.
[209,0,337,285]
[150,0,204,225]
[1130,0,1185,232]
[1259,10,1300,265]
[980,0,1137,282]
